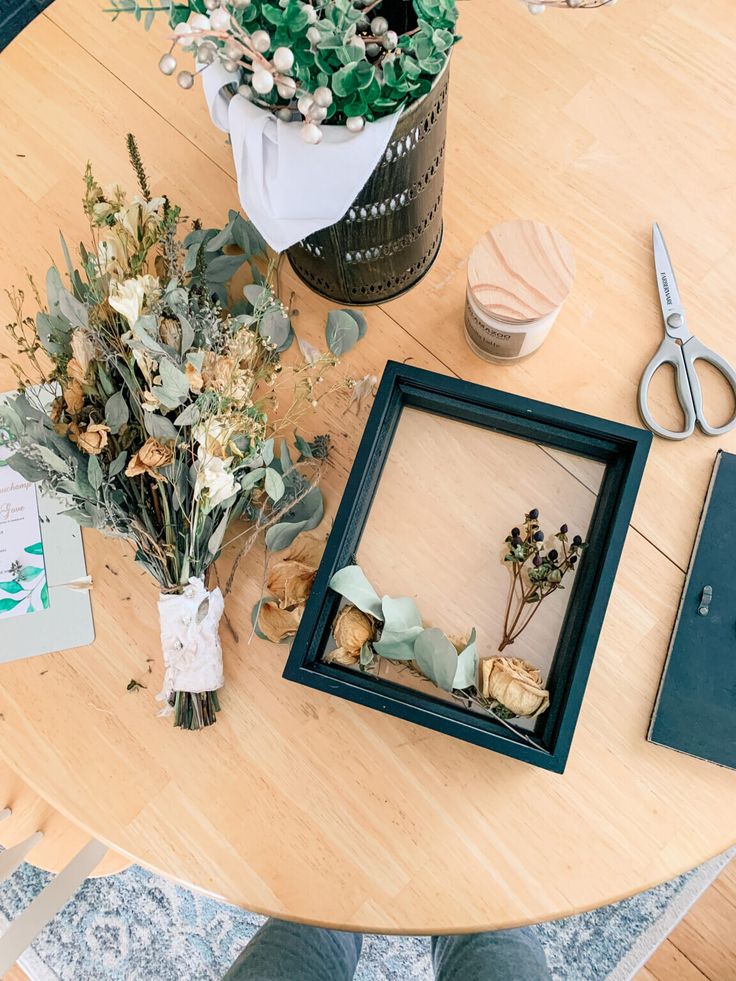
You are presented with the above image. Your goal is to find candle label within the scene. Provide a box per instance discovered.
[0,428,49,620]
[464,299,525,359]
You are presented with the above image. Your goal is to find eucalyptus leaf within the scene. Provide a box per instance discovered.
[35,445,69,473]
[452,628,478,691]
[381,595,422,633]
[204,221,235,253]
[260,309,291,348]
[143,413,178,443]
[373,626,422,661]
[36,312,69,355]
[325,309,360,356]
[244,284,270,307]
[179,316,195,355]
[132,316,167,356]
[328,565,383,620]
[206,252,246,284]
[105,391,129,434]
[264,487,323,552]
[174,402,200,427]
[344,308,368,339]
[183,241,201,274]
[240,466,265,491]
[87,453,103,492]
[279,439,293,474]
[207,509,230,556]
[264,467,285,503]
[359,642,374,668]
[45,266,64,316]
[109,450,128,478]
[58,288,89,328]
[260,437,274,466]
[413,628,458,692]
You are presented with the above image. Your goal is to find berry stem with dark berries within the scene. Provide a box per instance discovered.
[499,510,586,651]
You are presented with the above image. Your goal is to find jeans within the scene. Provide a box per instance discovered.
[224,918,551,980]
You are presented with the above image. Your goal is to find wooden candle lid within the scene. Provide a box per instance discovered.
[467,220,576,324]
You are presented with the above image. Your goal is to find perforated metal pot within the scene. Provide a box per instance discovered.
[286,59,450,305]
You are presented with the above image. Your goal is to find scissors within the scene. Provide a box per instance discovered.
[638,224,736,440]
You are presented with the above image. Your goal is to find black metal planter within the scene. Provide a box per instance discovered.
[286,60,450,306]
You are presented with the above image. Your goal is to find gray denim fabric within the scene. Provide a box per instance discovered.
[224,918,551,980]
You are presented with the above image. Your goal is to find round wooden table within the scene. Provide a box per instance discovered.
[1,0,735,935]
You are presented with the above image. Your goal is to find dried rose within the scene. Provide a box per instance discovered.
[49,396,63,424]
[125,437,173,480]
[63,380,85,417]
[324,646,359,667]
[267,560,316,610]
[333,604,375,655]
[58,420,80,441]
[67,357,89,384]
[159,316,181,349]
[480,657,550,719]
[283,532,325,570]
[141,391,162,412]
[202,353,234,393]
[258,601,302,643]
[76,422,110,456]
[185,361,204,393]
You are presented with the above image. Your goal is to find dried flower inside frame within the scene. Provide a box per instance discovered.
[500,509,587,652]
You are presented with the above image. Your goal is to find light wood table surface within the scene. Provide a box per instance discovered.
[1,0,736,935]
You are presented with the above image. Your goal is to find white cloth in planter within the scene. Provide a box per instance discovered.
[202,61,403,253]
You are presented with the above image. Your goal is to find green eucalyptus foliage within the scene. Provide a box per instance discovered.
[109,0,460,122]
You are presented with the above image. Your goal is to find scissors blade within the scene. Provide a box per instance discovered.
[652,223,687,332]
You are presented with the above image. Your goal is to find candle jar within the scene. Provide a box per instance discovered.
[464,220,575,364]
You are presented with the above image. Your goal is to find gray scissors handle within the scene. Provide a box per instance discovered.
[638,338,696,440]
[682,337,736,437]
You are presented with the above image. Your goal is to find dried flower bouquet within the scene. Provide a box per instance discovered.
[0,137,366,729]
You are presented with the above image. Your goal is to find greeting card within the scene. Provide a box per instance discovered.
[0,433,49,620]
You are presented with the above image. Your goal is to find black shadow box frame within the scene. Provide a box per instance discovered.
[282,361,652,772]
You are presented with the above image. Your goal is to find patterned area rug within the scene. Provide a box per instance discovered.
[0,0,53,51]
[1,849,733,980]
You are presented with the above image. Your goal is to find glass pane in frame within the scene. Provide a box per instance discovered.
[321,406,606,734]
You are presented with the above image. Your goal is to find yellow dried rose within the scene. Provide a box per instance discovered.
[258,601,302,643]
[333,604,375,655]
[63,380,85,417]
[185,361,204,393]
[323,647,360,667]
[267,560,316,610]
[283,532,324,570]
[480,657,550,719]
[76,423,110,456]
[58,420,80,441]
[158,316,181,349]
[67,357,88,384]
[125,437,173,480]
[202,353,234,393]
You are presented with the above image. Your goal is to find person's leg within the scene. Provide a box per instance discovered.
[432,928,550,981]
[224,918,363,981]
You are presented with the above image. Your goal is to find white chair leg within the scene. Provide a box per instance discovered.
[0,831,44,884]
[0,808,11,823]
[0,838,107,976]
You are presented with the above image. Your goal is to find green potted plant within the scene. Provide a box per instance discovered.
[110,0,459,303]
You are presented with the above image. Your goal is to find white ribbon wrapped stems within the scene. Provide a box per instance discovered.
[157,577,225,724]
